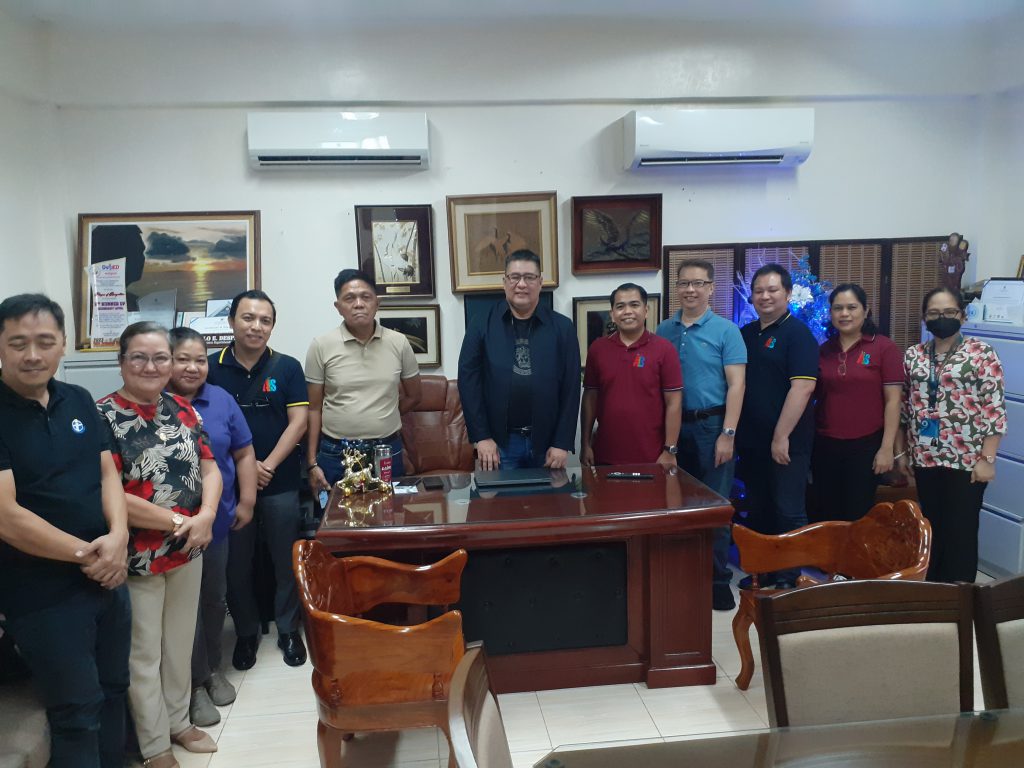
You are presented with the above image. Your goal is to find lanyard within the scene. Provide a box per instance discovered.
[927,334,963,412]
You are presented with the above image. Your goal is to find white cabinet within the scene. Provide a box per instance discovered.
[963,321,1024,577]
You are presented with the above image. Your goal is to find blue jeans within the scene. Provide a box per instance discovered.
[498,432,546,469]
[5,585,131,768]
[317,433,405,501]
[677,414,736,588]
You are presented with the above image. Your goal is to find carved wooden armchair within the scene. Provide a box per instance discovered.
[731,500,931,690]
[293,540,468,768]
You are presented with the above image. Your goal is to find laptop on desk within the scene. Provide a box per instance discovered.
[474,468,553,488]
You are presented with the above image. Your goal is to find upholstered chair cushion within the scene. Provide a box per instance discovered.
[996,618,1024,707]
[778,623,960,727]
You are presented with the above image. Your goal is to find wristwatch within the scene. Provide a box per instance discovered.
[170,512,186,531]
[662,445,678,455]
[981,454,996,464]
[721,427,737,437]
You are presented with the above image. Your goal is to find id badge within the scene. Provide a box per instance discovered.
[318,490,329,509]
[918,417,939,443]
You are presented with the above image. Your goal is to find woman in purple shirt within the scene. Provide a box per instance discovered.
[167,328,257,728]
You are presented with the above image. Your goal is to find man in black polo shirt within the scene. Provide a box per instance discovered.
[0,294,131,768]
[206,290,309,668]
[737,265,818,587]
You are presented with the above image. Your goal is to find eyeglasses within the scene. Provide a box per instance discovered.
[676,280,711,289]
[124,353,172,369]
[837,350,848,378]
[504,273,541,285]
[924,309,961,320]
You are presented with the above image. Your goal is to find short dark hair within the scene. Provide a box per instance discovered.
[0,293,66,335]
[229,289,276,322]
[334,269,378,296]
[676,258,714,281]
[828,283,878,336]
[921,286,962,315]
[504,249,541,273]
[610,282,648,307]
[118,321,169,359]
[168,326,207,352]
[751,263,793,293]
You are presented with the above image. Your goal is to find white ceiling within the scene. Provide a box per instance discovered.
[2,0,1023,31]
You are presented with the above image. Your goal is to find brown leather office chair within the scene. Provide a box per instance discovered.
[402,375,474,475]
[755,579,973,727]
[447,642,514,768]
[294,540,468,768]
[975,574,1024,709]
[731,500,931,690]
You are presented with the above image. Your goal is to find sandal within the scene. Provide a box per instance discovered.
[142,750,179,768]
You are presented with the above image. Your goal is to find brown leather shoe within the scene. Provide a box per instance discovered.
[142,750,179,768]
[171,725,218,753]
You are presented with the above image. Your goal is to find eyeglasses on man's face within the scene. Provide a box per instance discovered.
[124,353,173,370]
[676,280,711,290]
[924,308,961,320]
[504,273,541,285]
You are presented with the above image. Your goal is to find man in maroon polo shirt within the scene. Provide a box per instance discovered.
[581,283,683,467]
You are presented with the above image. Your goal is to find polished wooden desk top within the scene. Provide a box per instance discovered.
[316,464,733,552]
[535,710,1024,767]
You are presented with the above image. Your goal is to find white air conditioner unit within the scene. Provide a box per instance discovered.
[624,108,813,169]
[247,111,430,168]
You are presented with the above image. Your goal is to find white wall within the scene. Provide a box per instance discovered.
[1,14,1020,373]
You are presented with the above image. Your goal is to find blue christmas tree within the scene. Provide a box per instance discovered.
[734,251,832,342]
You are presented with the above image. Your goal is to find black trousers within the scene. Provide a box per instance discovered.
[810,431,883,523]
[913,465,987,583]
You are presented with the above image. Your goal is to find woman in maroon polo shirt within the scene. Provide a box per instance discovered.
[811,284,904,522]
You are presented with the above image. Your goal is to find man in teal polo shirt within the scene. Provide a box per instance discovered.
[657,259,746,610]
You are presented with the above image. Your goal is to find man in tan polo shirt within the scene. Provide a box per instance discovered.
[305,269,421,503]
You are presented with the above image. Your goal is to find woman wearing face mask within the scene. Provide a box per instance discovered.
[812,284,903,522]
[896,287,1006,583]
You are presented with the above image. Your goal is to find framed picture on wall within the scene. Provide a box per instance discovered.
[354,205,435,299]
[376,305,441,368]
[446,191,558,293]
[571,194,662,274]
[75,211,260,351]
[572,293,661,366]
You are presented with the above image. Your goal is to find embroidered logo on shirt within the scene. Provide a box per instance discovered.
[633,355,646,368]
[764,336,777,349]
[262,378,278,393]
[71,418,86,434]
[858,352,871,366]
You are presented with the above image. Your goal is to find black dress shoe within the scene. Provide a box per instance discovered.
[278,631,307,667]
[232,635,258,671]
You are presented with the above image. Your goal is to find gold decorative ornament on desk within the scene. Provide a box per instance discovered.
[335,447,394,497]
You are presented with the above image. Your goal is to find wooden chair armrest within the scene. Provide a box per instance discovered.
[339,549,468,614]
[734,521,848,577]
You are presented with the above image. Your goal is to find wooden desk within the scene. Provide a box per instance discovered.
[316,464,732,693]
[535,709,1024,767]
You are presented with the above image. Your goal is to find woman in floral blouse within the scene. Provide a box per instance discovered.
[96,322,222,768]
[896,288,1006,583]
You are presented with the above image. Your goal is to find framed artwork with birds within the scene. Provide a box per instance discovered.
[355,204,435,299]
[571,193,662,274]
[446,191,558,293]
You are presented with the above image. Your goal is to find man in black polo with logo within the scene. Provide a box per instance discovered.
[737,265,817,588]
[206,289,309,668]
[0,294,131,768]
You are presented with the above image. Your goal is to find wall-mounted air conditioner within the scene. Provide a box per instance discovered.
[247,111,430,168]
[624,108,814,170]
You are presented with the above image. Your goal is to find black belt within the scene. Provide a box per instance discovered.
[683,405,726,422]
[323,430,401,444]
[508,426,532,437]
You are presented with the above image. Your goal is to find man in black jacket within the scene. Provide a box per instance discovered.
[458,250,580,470]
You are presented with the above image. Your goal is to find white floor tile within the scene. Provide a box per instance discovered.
[635,680,767,738]
[497,691,552,752]
[537,683,660,748]
[511,751,551,768]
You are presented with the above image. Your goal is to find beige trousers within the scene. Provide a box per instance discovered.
[126,555,203,758]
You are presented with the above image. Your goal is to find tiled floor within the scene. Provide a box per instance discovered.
[156,570,993,768]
